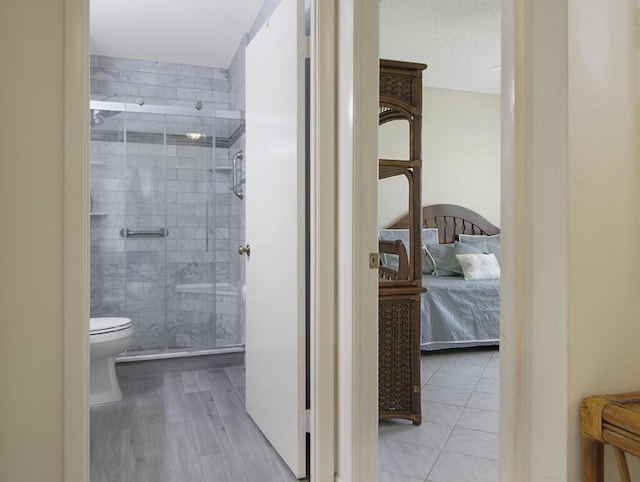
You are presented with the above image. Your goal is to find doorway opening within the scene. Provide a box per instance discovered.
[377,1,501,479]
[88,0,311,480]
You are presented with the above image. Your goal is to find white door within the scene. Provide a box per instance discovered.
[244,0,306,477]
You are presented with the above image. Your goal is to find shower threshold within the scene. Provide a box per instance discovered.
[116,345,245,363]
[174,281,239,296]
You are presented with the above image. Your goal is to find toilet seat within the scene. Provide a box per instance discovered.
[90,317,132,335]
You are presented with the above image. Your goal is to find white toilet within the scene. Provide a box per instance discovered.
[89,317,133,407]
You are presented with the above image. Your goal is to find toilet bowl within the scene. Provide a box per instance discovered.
[90,317,133,407]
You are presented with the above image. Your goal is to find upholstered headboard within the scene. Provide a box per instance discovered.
[388,204,500,244]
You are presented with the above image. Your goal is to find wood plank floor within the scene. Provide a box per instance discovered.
[90,364,298,482]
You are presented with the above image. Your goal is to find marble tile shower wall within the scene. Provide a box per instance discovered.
[90,55,243,351]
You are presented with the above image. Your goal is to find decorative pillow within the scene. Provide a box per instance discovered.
[379,228,439,272]
[421,228,439,273]
[447,241,486,275]
[458,233,500,247]
[422,228,439,245]
[455,253,500,280]
[423,243,458,276]
[458,233,501,264]
[485,243,501,264]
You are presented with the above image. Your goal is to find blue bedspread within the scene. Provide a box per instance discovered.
[420,275,500,351]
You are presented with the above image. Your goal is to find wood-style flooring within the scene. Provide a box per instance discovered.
[90,358,297,482]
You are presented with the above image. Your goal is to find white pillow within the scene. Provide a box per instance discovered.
[455,253,500,280]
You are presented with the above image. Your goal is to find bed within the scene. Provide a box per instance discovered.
[383,204,501,351]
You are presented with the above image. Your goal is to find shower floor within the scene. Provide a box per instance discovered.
[90,356,296,482]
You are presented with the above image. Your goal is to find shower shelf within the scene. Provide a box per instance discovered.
[214,166,233,172]
[90,161,107,167]
[90,212,108,217]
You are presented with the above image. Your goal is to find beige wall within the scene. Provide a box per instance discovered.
[501,0,640,480]
[566,0,639,479]
[378,87,500,228]
[0,0,66,481]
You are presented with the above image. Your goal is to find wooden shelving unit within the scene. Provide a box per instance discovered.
[378,59,428,425]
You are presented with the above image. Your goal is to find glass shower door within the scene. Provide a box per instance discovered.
[165,114,216,350]
[122,111,169,352]
[90,98,245,356]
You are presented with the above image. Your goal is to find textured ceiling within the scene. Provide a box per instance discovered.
[90,0,501,94]
[380,0,502,94]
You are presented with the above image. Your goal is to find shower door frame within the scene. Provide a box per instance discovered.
[90,100,243,122]
[89,99,246,359]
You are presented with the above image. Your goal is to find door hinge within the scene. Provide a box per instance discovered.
[298,36,311,59]
[369,252,380,269]
[305,408,311,433]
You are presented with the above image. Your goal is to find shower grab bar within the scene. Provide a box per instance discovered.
[119,227,169,238]
[231,150,245,200]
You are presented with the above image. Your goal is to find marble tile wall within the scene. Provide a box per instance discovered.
[90,55,245,352]
[90,55,230,110]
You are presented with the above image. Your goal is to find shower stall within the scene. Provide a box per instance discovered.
[89,97,246,358]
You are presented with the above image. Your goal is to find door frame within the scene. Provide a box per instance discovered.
[342,0,578,481]
[63,0,90,479]
[333,0,380,480]
[340,0,524,479]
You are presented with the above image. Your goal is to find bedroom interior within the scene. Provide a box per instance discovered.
[377,0,501,480]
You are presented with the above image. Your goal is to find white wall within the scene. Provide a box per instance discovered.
[378,87,500,227]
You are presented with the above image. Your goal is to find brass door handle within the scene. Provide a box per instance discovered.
[238,244,251,256]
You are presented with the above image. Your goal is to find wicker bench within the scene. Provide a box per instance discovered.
[581,392,640,482]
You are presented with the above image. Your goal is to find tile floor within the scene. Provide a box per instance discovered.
[379,347,499,482]
[90,348,498,481]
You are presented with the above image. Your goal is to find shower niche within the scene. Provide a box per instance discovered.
[89,96,246,357]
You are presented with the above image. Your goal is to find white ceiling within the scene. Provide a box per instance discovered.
[90,0,265,68]
[90,0,501,94]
